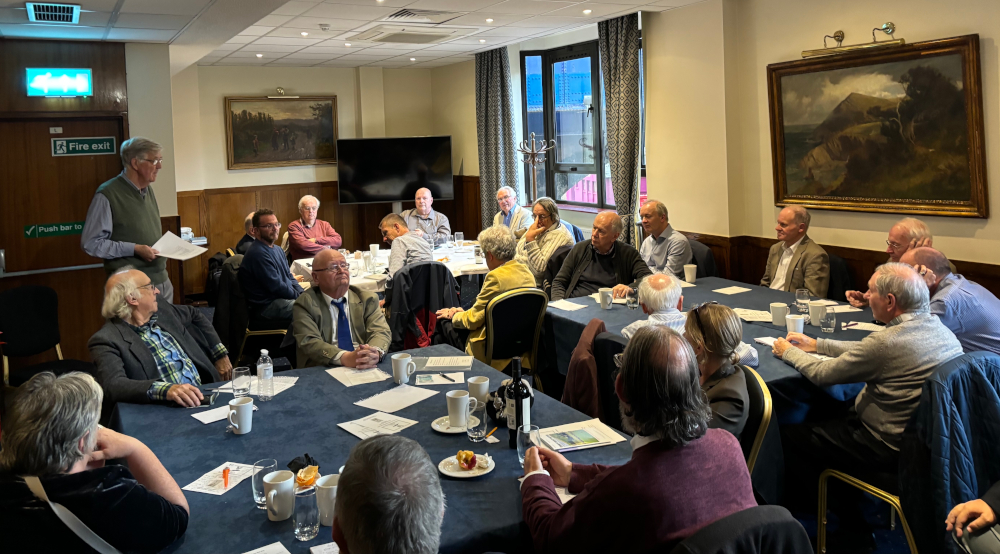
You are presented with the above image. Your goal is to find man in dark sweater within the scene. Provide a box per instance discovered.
[550,212,651,301]
[239,209,303,321]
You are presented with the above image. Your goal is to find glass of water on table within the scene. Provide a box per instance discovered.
[251,459,277,509]
[821,311,837,333]
[232,367,251,398]
[455,232,464,249]
[294,486,320,541]
[795,289,810,313]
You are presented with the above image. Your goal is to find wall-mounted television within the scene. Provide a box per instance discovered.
[337,136,453,204]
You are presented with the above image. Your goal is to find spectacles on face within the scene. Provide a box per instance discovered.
[885,240,904,251]
[140,158,163,168]
[613,352,624,370]
[498,194,512,203]
[314,263,351,274]
[691,301,718,339]
[257,222,281,230]
[137,282,157,292]
[534,213,550,222]
[301,206,318,212]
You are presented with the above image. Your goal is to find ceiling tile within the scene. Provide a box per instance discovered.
[120,0,211,15]
[445,12,529,26]
[649,0,702,5]
[283,16,360,30]
[517,15,588,26]
[267,27,342,39]
[255,14,294,26]
[238,25,276,36]
[387,54,440,62]
[213,44,242,52]
[301,4,398,21]
[79,11,113,26]
[239,44,307,53]
[366,43,423,51]
[225,35,256,44]
[283,52,347,59]
[318,60,364,67]
[336,53,400,60]
[418,43,477,52]
[113,13,192,30]
[300,45,362,54]
[266,58,321,65]
[107,28,179,40]
[597,0,647,4]
[271,1,321,16]
[0,23,106,39]
[486,0,576,15]
[475,25,543,36]
[544,2,633,17]
[636,4,670,11]
[227,51,277,58]
[5,0,121,9]
[252,36,323,45]
[406,0,504,11]
[323,0,416,6]
[216,58,272,65]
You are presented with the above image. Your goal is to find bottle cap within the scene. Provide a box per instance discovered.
[261,349,269,356]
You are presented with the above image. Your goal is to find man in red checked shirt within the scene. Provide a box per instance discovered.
[286,195,343,261]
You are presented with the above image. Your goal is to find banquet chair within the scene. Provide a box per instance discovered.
[593,332,628,432]
[484,288,547,390]
[669,505,812,554]
[817,469,916,554]
[740,366,772,474]
[689,239,718,278]
[212,255,288,364]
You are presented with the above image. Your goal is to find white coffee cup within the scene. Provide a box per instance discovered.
[786,314,805,334]
[598,288,613,309]
[683,264,698,283]
[770,302,789,326]
[369,243,379,255]
[264,470,295,521]
[227,397,253,435]
[391,353,416,385]
[467,376,490,404]
[809,301,827,326]
[316,474,339,527]
[446,390,470,428]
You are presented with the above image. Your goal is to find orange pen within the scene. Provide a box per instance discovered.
[222,467,231,489]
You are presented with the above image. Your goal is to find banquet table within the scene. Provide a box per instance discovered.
[117,344,633,554]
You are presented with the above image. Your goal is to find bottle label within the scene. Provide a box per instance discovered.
[522,397,530,429]
[506,397,516,429]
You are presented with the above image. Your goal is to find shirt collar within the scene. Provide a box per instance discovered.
[782,235,805,253]
[119,171,146,196]
[300,218,315,229]
[413,209,434,220]
[126,312,157,332]
[322,290,349,305]
[630,434,659,451]
[592,240,616,257]
[652,224,673,241]
[888,312,922,327]
[649,309,684,320]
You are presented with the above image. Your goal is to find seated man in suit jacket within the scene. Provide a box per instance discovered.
[292,249,391,369]
[89,268,232,412]
[436,225,536,370]
[550,211,652,301]
[493,186,534,239]
[760,206,830,298]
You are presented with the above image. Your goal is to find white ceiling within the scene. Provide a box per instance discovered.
[0,0,216,41]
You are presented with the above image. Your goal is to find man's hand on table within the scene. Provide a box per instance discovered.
[342,345,380,369]
[215,356,233,381]
[134,245,159,262]
[525,446,572,487]
[435,307,463,320]
[612,284,632,298]
[845,290,868,308]
[412,229,425,237]
[785,332,817,352]
[166,384,204,408]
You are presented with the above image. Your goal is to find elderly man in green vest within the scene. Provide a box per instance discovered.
[82,137,172,302]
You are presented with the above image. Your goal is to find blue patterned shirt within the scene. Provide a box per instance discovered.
[128,314,228,400]
[931,273,1000,355]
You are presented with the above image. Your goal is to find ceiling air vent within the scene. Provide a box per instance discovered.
[382,9,460,24]
[25,2,80,23]
[350,24,475,44]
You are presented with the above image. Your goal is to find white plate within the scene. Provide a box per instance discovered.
[431,415,479,434]
[438,453,495,478]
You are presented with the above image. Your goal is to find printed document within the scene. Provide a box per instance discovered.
[152,231,207,261]
[424,356,473,369]
[548,299,588,311]
[183,462,257,495]
[354,384,437,413]
[326,367,391,387]
[338,412,418,440]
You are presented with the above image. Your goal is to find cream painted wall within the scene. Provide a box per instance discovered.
[357,67,385,138]
[431,60,479,175]
[126,43,178,216]
[383,68,434,137]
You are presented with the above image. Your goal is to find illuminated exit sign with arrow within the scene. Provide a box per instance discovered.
[26,68,93,97]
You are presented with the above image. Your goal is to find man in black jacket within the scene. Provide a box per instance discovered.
[550,212,652,301]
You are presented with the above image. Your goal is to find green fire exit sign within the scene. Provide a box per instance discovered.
[51,137,116,157]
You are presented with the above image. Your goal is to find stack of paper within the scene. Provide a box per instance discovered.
[713,286,752,295]
[191,405,229,424]
[422,356,473,370]
[843,321,885,332]
[152,231,207,261]
[326,367,391,387]
[537,419,625,452]
[829,305,863,313]
[679,281,696,288]
[216,376,298,397]
[183,462,258,495]
[414,372,463,385]
[354,384,438,413]
[339,412,418,440]
[733,308,773,322]
[547,299,587,311]
[243,543,292,554]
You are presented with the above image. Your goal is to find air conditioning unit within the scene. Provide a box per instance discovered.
[349,24,475,44]
[382,9,460,24]
[25,2,80,24]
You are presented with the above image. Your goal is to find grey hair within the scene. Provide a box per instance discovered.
[0,372,102,476]
[298,195,320,211]
[644,200,668,220]
[244,213,254,234]
[533,197,561,226]
[120,137,162,168]
[786,205,811,228]
[478,224,516,262]
[335,435,444,554]
[872,262,930,314]
[607,212,625,236]
[101,265,140,320]
[638,273,681,313]
[895,217,932,241]
[497,186,517,200]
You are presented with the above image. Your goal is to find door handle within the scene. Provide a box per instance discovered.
[0,249,5,276]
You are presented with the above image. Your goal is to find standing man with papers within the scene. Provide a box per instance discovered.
[82,137,174,302]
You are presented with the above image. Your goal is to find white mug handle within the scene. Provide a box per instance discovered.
[267,489,278,517]
[406,361,416,378]
[228,409,239,430]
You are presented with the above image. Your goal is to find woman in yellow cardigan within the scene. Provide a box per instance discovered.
[436,224,537,370]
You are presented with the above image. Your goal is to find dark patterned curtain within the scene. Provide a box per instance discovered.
[475,47,519,231]
[599,13,641,244]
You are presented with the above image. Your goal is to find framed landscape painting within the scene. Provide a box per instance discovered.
[767,35,988,217]
[225,96,338,170]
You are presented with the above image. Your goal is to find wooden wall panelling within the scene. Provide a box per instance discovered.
[178,191,208,295]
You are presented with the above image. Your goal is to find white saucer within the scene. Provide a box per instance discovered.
[431,415,479,434]
[438,453,495,478]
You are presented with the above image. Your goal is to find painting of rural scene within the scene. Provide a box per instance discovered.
[225,96,337,170]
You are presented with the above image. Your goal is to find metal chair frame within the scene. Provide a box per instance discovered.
[237,328,287,365]
[817,469,917,554]
[742,366,772,474]
[3,344,64,386]
[484,288,548,390]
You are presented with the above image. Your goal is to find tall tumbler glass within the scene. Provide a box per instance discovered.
[232,367,251,398]
[294,486,320,541]
[467,399,488,442]
[251,459,277,509]
[455,232,464,249]
[516,425,541,468]
[795,289,810,313]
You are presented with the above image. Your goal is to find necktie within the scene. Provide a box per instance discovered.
[331,299,354,352]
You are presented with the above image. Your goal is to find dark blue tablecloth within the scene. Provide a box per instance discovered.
[117,344,633,554]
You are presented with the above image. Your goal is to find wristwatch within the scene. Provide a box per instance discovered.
[374,347,386,362]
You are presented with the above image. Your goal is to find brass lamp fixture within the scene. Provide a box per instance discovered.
[802,22,905,58]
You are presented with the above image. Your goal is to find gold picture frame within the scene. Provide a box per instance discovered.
[225,95,338,170]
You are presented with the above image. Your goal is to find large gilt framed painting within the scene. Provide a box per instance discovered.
[225,96,338,170]
[767,35,987,217]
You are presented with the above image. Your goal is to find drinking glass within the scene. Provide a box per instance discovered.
[467,399,488,442]
[516,425,541,468]
[446,234,455,248]
[232,367,251,398]
[363,251,374,273]
[821,311,837,333]
[251,459,277,509]
[294,486,320,541]
[625,287,639,310]
[350,262,360,278]
[795,289,810,313]
[455,232,464,249]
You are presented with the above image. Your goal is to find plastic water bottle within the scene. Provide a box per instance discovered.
[257,349,274,402]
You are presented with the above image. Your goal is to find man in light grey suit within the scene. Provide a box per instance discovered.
[292,249,391,369]
[493,186,534,239]
[760,205,830,298]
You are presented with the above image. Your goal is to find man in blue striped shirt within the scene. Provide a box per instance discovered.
[902,247,1000,355]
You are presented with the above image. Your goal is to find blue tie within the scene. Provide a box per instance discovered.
[331,299,354,352]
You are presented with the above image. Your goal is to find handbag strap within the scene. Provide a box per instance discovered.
[23,475,122,554]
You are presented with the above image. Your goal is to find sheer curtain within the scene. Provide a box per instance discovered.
[475,47,519,231]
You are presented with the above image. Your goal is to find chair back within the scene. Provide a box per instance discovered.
[826,253,852,301]
[668,505,812,554]
[213,255,248,356]
[562,221,585,244]
[593,332,629,431]
[740,365,771,474]
[542,244,573,299]
[689,239,718,278]
[0,285,60,357]
[484,288,547,366]
[387,261,460,351]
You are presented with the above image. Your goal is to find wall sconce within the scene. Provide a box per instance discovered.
[802,22,905,58]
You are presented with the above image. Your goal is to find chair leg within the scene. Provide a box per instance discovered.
[818,470,830,554]
[819,469,918,554]
[891,505,896,530]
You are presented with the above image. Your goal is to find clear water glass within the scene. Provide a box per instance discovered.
[625,288,639,310]
[294,486,320,541]
[363,251,374,273]
[467,399,488,442]
[232,367,251,398]
[446,234,455,248]
[455,232,464,248]
[350,261,360,277]
[821,311,837,333]
[251,459,277,509]
[795,289,810,313]
[517,425,541,468]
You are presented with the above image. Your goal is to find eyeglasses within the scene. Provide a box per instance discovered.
[301,206,318,212]
[885,240,903,250]
[497,194,512,202]
[137,282,157,292]
[613,352,624,370]
[691,301,718,339]
[257,222,281,230]
[533,213,550,221]
[140,158,164,167]
[314,263,351,273]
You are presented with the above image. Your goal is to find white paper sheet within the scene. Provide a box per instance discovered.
[754,337,834,361]
[191,405,229,424]
[679,281,696,288]
[713,286,752,295]
[828,305,863,313]
[537,419,625,453]
[183,462,258,495]
[151,231,208,261]
[548,299,588,311]
[243,542,292,554]
[326,367,391,387]
[588,292,627,305]
[733,308,773,322]
[812,299,841,306]
[842,321,885,332]
[311,543,340,554]
[414,372,464,385]
[354,384,438,413]
[215,376,297,397]
[338,411,418,440]
[485,434,500,444]
[423,356,473,369]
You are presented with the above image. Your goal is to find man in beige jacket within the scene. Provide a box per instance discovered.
[760,206,829,298]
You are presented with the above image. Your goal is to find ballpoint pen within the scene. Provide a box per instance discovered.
[439,372,455,382]
[484,427,498,439]
[845,322,858,329]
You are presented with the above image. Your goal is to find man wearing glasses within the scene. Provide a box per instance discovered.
[514,197,574,287]
[83,137,174,302]
[292,249,389,368]
[492,186,534,239]
[239,209,304,322]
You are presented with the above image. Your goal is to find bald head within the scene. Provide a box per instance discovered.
[900,247,951,282]
[312,248,350,297]
[638,273,682,314]
[775,206,809,246]
[592,212,624,253]
[313,248,343,268]
[414,187,433,215]
[244,212,255,235]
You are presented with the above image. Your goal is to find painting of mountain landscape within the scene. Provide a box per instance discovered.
[768,36,987,217]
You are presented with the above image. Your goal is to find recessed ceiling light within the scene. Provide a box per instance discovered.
[256,53,263,58]
[345,42,352,46]
[410,57,416,61]
[301,31,309,36]
[485,18,493,23]
[583,9,592,14]
[479,39,486,43]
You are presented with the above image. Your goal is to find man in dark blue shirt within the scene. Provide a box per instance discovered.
[239,209,303,321]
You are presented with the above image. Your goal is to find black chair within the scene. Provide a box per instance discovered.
[826,253,852,301]
[212,255,288,365]
[668,505,813,554]
[562,221,585,243]
[593,332,629,432]
[386,261,461,352]
[542,244,573,300]
[689,239,718,278]
[484,288,548,389]
[739,366,772,474]
[0,285,94,386]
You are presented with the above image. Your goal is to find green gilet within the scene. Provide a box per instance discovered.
[96,175,168,284]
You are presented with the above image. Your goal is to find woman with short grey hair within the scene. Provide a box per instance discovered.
[0,372,190,552]
[515,196,574,286]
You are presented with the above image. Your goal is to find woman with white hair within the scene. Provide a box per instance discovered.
[437,225,537,370]
[0,372,189,552]
[286,194,343,261]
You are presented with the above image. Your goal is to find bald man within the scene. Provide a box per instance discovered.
[639,200,692,278]
[550,212,652,301]
[235,211,256,255]
[621,273,685,339]
[291,249,391,369]
[901,247,1000,355]
[400,187,451,245]
[89,268,231,412]
[760,206,829,298]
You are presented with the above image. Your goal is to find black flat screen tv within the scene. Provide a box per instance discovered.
[337,136,453,204]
